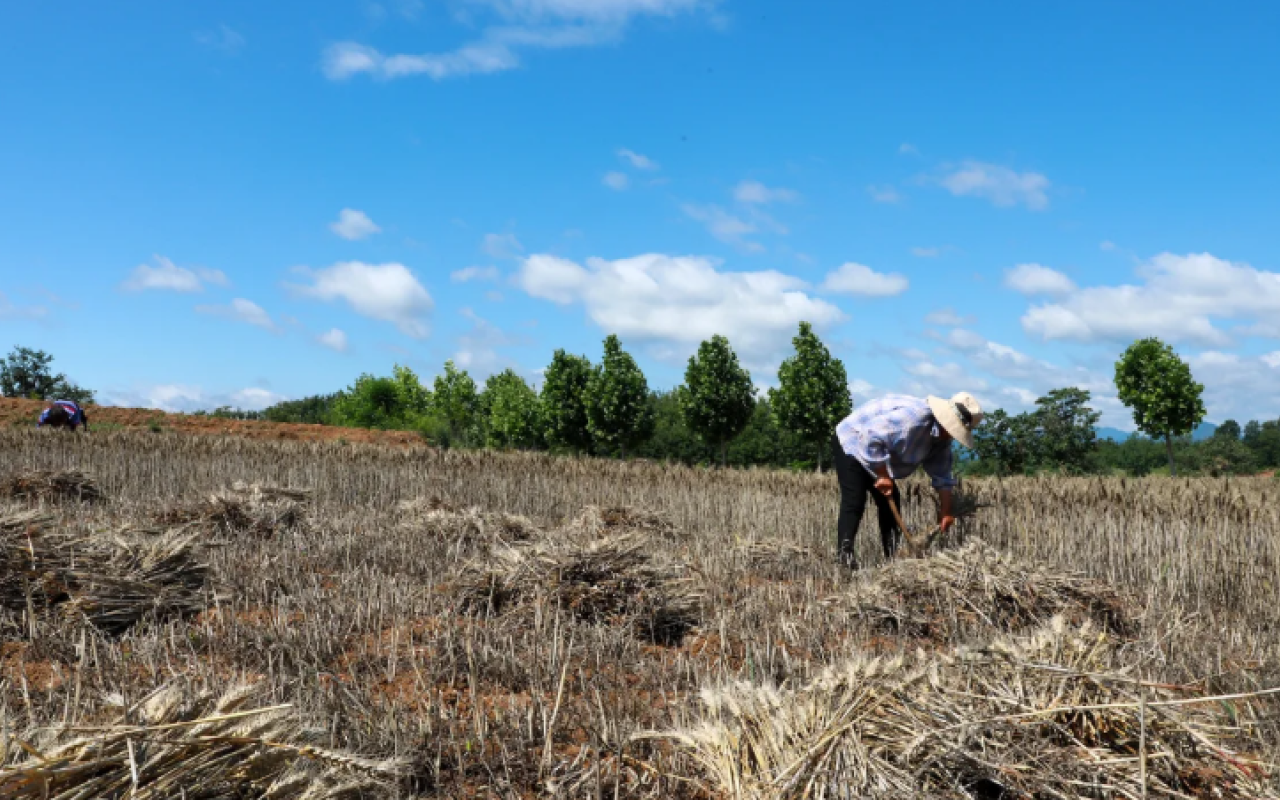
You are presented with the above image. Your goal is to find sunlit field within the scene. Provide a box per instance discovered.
[4,429,1280,798]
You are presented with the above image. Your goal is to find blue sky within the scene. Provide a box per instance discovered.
[5,1,1280,428]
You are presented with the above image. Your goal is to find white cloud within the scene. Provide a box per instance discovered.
[867,185,902,204]
[515,252,845,368]
[938,161,1050,210]
[329,208,381,241]
[821,263,909,297]
[1100,240,1117,252]
[898,143,919,156]
[682,204,763,252]
[1005,264,1076,296]
[482,232,524,259]
[0,292,49,321]
[453,307,523,377]
[195,297,277,331]
[196,24,246,54]
[734,180,799,205]
[317,328,349,352]
[1020,252,1280,346]
[322,0,705,81]
[122,256,228,293]
[1263,352,1280,369]
[451,265,501,283]
[100,384,286,413]
[603,171,630,190]
[911,247,940,258]
[617,148,659,170]
[1185,350,1280,423]
[925,308,971,326]
[289,261,434,338]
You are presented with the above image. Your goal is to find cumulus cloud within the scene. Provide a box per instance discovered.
[603,171,630,190]
[323,0,706,81]
[1185,350,1280,423]
[329,208,382,241]
[0,292,50,321]
[925,308,972,326]
[1020,252,1280,346]
[122,256,228,293]
[1005,264,1076,296]
[682,204,763,252]
[451,266,501,283]
[317,328,349,352]
[288,261,434,338]
[734,180,798,205]
[617,148,659,170]
[938,161,1050,210]
[196,24,246,54]
[100,384,286,413]
[867,185,902,204]
[821,263,909,297]
[482,232,524,259]
[1264,352,1280,369]
[195,297,277,331]
[515,252,844,368]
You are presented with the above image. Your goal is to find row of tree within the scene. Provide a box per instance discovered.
[5,333,1278,476]
[267,325,854,468]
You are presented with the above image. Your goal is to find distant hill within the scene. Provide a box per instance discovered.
[1095,422,1219,442]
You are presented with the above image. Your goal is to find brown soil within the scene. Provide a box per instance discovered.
[1,397,425,447]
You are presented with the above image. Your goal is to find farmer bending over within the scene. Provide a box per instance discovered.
[830,392,982,568]
[37,399,91,432]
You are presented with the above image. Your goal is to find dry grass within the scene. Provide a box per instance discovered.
[0,430,1278,798]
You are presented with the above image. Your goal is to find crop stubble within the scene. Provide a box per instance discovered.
[2,429,1279,798]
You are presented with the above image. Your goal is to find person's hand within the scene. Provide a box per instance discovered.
[939,515,957,533]
[874,476,895,497]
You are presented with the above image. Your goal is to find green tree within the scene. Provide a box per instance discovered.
[768,322,852,471]
[540,350,594,454]
[1197,434,1257,476]
[678,335,756,466]
[1034,387,1101,474]
[330,374,404,429]
[429,360,481,448]
[585,335,654,458]
[481,369,543,450]
[260,393,341,425]
[0,346,94,404]
[1114,337,1206,476]
[1242,419,1280,469]
[392,364,432,418]
[1214,419,1242,441]
[968,408,1040,476]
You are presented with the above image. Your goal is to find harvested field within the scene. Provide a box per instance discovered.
[2,429,1280,798]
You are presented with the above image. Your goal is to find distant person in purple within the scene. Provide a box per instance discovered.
[830,392,983,568]
[37,399,91,432]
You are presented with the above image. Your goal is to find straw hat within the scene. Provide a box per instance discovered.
[927,392,984,449]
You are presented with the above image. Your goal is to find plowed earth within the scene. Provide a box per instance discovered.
[0,397,424,447]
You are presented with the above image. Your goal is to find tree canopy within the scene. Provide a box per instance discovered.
[0,346,94,405]
[678,335,756,466]
[768,322,852,470]
[1114,337,1206,475]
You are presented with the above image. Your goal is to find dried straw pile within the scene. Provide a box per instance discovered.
[562,505,685,541]
[665,617,1277,800]
[0,468,105,504]
[156,482,311,538]
[0,683,405,799]
[396,497,540,545]
[457,511,701,645]
[0,509,208,635]
[842,539,1139,641]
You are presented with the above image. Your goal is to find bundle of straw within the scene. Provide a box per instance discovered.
[156,482,310,538]
[458,528,701,645]
[842,539,1138,641]
[0,683,406,799]
[662,617,1278,799]
[0,469,105,504]
[396,499,540,546]
[1,509,209,635]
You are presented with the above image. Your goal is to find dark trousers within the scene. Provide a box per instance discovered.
[831,434,902,566]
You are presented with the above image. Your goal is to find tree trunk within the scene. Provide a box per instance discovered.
[1166,434,1176,476]
[720,440,728,468]
[815,441,823,473]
